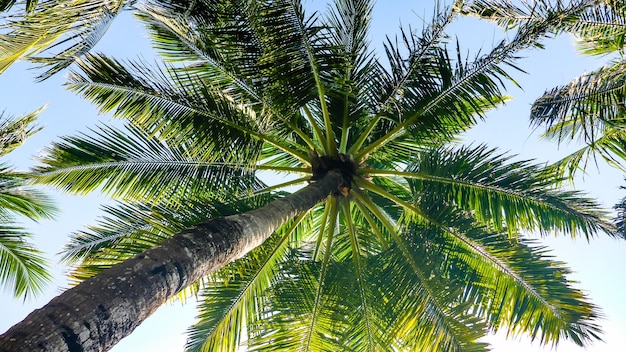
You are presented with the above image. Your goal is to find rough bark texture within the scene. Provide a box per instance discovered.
[0,170,344,352]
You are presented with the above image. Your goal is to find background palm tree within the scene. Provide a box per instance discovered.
[0,0,620,351]
[464,0,626,242]
[0,107,56,299]
[464,0,626,176]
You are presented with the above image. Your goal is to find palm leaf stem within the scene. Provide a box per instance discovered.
[255,165,310,173]
[302,105,327,154]
[339,68,352,154]
[354,120,406,161]
[350,189,400,243]
[575,18,625,29]
[313,197,332,261]
[348,114,383,154]
[341,200,375,351]
[352,200,390,249]
[286,119,320,154]
[33,161,309,183]
[354,178,418,217]
[535,81,626,109]
[361,168,612,233]
[286,0,336,154]
[361,167,542,201]
[444,230,560,320]
[59,230,128,265]
[304,196,338,350]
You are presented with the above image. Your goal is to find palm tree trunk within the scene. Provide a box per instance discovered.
[0,170,343,352]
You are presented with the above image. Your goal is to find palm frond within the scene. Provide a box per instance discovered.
[66,53,302,161]
[573,1,626,55]
[255,0,340,153]
[247,247,392,352]
[402,205,602,346]
[544,130,626,178]
[32,124,265,204]
[613,184,626,235]
[135,1,264,104]
[0,0,131,77]
[460,0,593,33]
[323,0,377,152]
[368,145,613,237]
[185,209,317,352]
[137,0,325,155]
[532,59,626,146]
[0,165,56,220]
[28,4,120,81]
[0,225,50,299]
[338,201,384,351]
[349,2,459,154]
[0,108,54,300]
[375,241,489,352]
[0,107,43,156]
[0,0,37,13]
[355,7,546,160]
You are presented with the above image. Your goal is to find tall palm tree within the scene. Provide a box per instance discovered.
[0,1,618,351]
[464,0,626,177]
[0,107,56,299]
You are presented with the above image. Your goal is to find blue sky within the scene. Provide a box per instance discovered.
[1,1,626,351]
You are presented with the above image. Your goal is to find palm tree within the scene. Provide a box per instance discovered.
[0,0,618,351]
[0,107,56,299]
[464,0,626,176]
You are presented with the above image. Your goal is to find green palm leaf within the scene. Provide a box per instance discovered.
[33,123,264,204]
[0,225,50,299]
[0,0,37,12]
[402,203,602,346]
[186,210,316,352]
[460,0,592,33]
[467,0,626,177]
[66,54,282,161]
[399,145,613,237]
[0,107,42,156]
[0,108,55,299]
[0,167,54,220]
[0,0,131,76]
[355,3,550,160]
[573,1,626,55]
[135,1,265,105]
[374,242,489,352]
[531,60,626,174]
